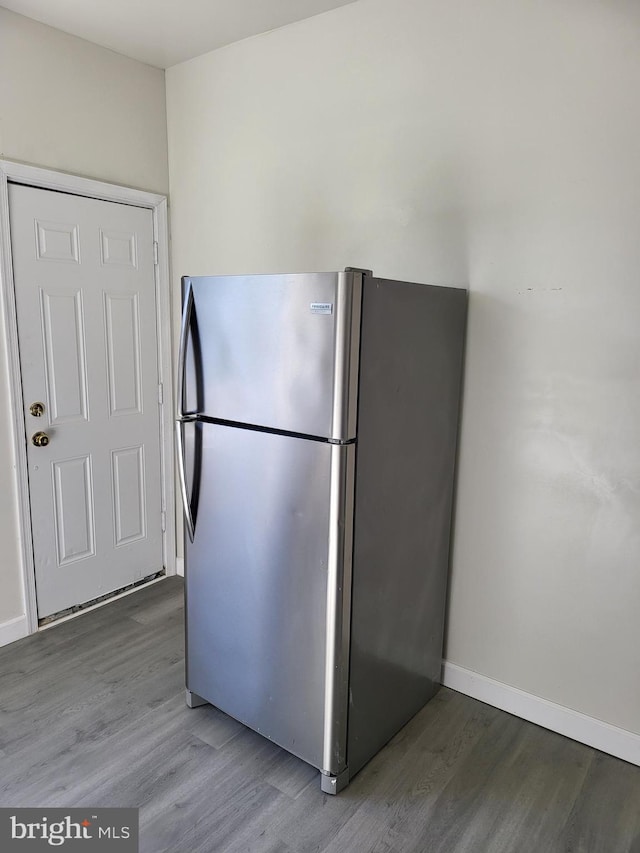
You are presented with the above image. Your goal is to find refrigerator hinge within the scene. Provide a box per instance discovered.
[344,267,373,276]
[158,382,163,404]
[161,511,166,532]
[153,241,159,265]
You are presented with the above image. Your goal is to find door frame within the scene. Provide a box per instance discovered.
[0,159,176,634]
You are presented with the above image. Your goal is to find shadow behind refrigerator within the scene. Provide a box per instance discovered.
[176,268,467,793]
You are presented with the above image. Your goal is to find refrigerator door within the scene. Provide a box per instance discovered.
[178,271,362,441]
[184,422,354,774]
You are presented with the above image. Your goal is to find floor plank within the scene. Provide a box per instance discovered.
[0,577,638,853]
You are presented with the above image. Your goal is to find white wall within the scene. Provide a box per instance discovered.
[0,8,168,625]
[166,0,640,739]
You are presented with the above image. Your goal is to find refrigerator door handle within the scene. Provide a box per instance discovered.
[176,418,196,541]
[177,279,194,420]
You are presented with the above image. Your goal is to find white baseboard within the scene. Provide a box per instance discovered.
[176,557,184,577]
[442,661,640,768]
[0,614,28,648]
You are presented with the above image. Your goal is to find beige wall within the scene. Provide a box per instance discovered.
[166,0,640,735]
[0,8,168,624]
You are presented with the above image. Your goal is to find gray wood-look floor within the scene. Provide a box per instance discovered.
[1,577,639,853]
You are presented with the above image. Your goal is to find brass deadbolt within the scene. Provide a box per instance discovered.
[29,402,45,417]
[31,431,49,447]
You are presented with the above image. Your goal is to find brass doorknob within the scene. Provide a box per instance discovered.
[31,431,49,447]
[29,401,45,417]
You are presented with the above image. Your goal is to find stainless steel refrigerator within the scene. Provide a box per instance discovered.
[176,268,467,794]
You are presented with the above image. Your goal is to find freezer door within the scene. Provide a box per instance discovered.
[178,271,361,441]
[184,423,354,774]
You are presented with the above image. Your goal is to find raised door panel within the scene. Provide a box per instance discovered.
[104,292,142,417]
[100,229,137,268]
[111,445,147,546]
[40,288,89,424]
[35,220,80,264]
[52,455,96,565]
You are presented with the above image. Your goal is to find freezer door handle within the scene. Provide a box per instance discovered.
[176,418,195,541]
[177,279,194,420]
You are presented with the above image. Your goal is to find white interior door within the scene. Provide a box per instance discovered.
[9,183,164,620]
